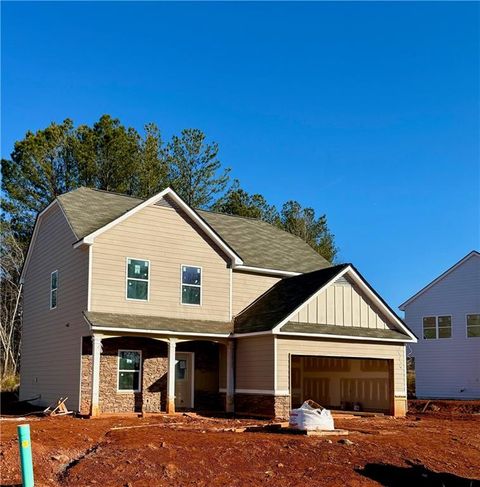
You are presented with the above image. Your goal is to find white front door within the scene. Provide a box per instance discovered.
[175,352,194,409]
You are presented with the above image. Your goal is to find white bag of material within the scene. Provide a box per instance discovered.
[289,400,335,431]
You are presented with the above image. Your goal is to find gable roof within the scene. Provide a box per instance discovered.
[399,250,480,310]
[234,264,348,334]
[57,186,330,273]
[234,264,416,341]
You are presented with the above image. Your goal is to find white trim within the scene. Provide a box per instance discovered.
[180,264,202,306]
[232,330,273,338]
[346,267,417,341]
[233,265,299,277]
[466,312,480,338]
[90,325,230,339]
[273,335,278,392]
[20,200,60,283]
[399,250,480,310]
[78,336,84,412]
[229,267,233,320]
[117,349,142,393]
[72,188,244,266]
[175,351,195,409]
[277,331,414,343]
[87,246,93,311]
[271,266,350,333]
[125,257,150,302]
[403,346,407,398]
[50,270,58,309]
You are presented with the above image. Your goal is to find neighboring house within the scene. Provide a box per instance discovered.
[400,251,480,399]
[20,186,416,418]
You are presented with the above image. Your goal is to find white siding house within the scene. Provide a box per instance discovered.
[399,251,480,399]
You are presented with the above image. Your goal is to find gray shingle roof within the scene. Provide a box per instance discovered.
[281,322,409,340]
[234,265,349,333]
[57,187,142,239]
[84,311,232,335]
[56,187,330,273]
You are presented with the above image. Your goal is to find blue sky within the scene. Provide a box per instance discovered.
[2,2,479,309]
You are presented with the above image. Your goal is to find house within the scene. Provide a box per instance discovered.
[399,251,480,399]
[19,186,416,418]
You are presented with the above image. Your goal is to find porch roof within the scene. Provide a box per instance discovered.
[83,311,232,336]
[280,322,409,340]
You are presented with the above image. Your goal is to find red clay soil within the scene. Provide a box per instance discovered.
[1,410,479,486]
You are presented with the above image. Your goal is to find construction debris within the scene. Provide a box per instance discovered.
[43,397,73,416]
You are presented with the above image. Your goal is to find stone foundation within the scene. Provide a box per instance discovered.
[394,397,407,417]
[235,393,291,419]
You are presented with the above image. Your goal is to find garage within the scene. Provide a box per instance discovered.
[290,355,393,414]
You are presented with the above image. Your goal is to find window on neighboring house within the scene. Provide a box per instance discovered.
[423,316,436,339]
[423,315,451,339]
[181,265,202,305]
[50,270,58,309]
[126,258,149,300]
[467,314,480,338]
[118,350,141,391]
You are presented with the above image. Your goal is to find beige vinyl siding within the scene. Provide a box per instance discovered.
[276,337,405,397]
[91,203,231,321]
[232,271,281,315]
[235,335,274,391]
[292,277,390,330]
[20,203,89,409]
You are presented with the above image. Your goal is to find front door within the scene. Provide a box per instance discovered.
[175,352,194,409]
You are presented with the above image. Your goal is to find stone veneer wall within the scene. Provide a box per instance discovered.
[235,394,291,420]
[81,337,223,414]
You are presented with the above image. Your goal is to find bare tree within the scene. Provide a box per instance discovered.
[1,224,24,379]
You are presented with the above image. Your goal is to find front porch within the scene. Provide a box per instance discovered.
[80,334,234,416]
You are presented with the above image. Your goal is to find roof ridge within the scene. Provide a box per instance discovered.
[197,208,269,223]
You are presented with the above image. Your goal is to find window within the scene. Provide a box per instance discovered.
[50,270,58,309]
[467,314,480,338]
[118,350,141,391]
[181,265,201,305]
[126,258,149,300]
[423,315,451,339]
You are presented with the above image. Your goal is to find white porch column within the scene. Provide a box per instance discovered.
[226,340,235,413]
[90,335,103,417]
[166,338,177,414]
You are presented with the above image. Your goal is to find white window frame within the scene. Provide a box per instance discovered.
[117,349,142,393]
[125,257,150,302]
[180,264,202,306]
[50,270,58,310]
[422,315,452,340]
[466,313,480,338]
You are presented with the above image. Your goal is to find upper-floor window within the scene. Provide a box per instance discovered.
[467,314,480,338]
[423,315,451,339]
[181,265,202,305]
[50,270,58,309]
[126,258,149,301]
[117,350,141,391]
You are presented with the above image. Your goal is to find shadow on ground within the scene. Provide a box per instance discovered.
[356,461,480,486]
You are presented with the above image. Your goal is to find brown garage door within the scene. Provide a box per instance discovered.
[291,355,393,414]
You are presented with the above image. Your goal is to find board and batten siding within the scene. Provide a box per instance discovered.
[291,277,390,330]
[235,335,275,391]
[403,253,480,399]
[20,203,89,410]
[90,202,231,321]
[232,271,281,316]
[276,337,406,397]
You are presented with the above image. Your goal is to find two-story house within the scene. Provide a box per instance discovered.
[400,251,480,399]
[19,186,416,418]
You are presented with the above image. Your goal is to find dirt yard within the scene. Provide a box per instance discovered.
[1,403,479,486]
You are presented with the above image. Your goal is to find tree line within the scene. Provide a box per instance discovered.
[1,115,338,380]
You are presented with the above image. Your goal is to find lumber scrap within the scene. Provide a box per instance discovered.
[43,397,73,416]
